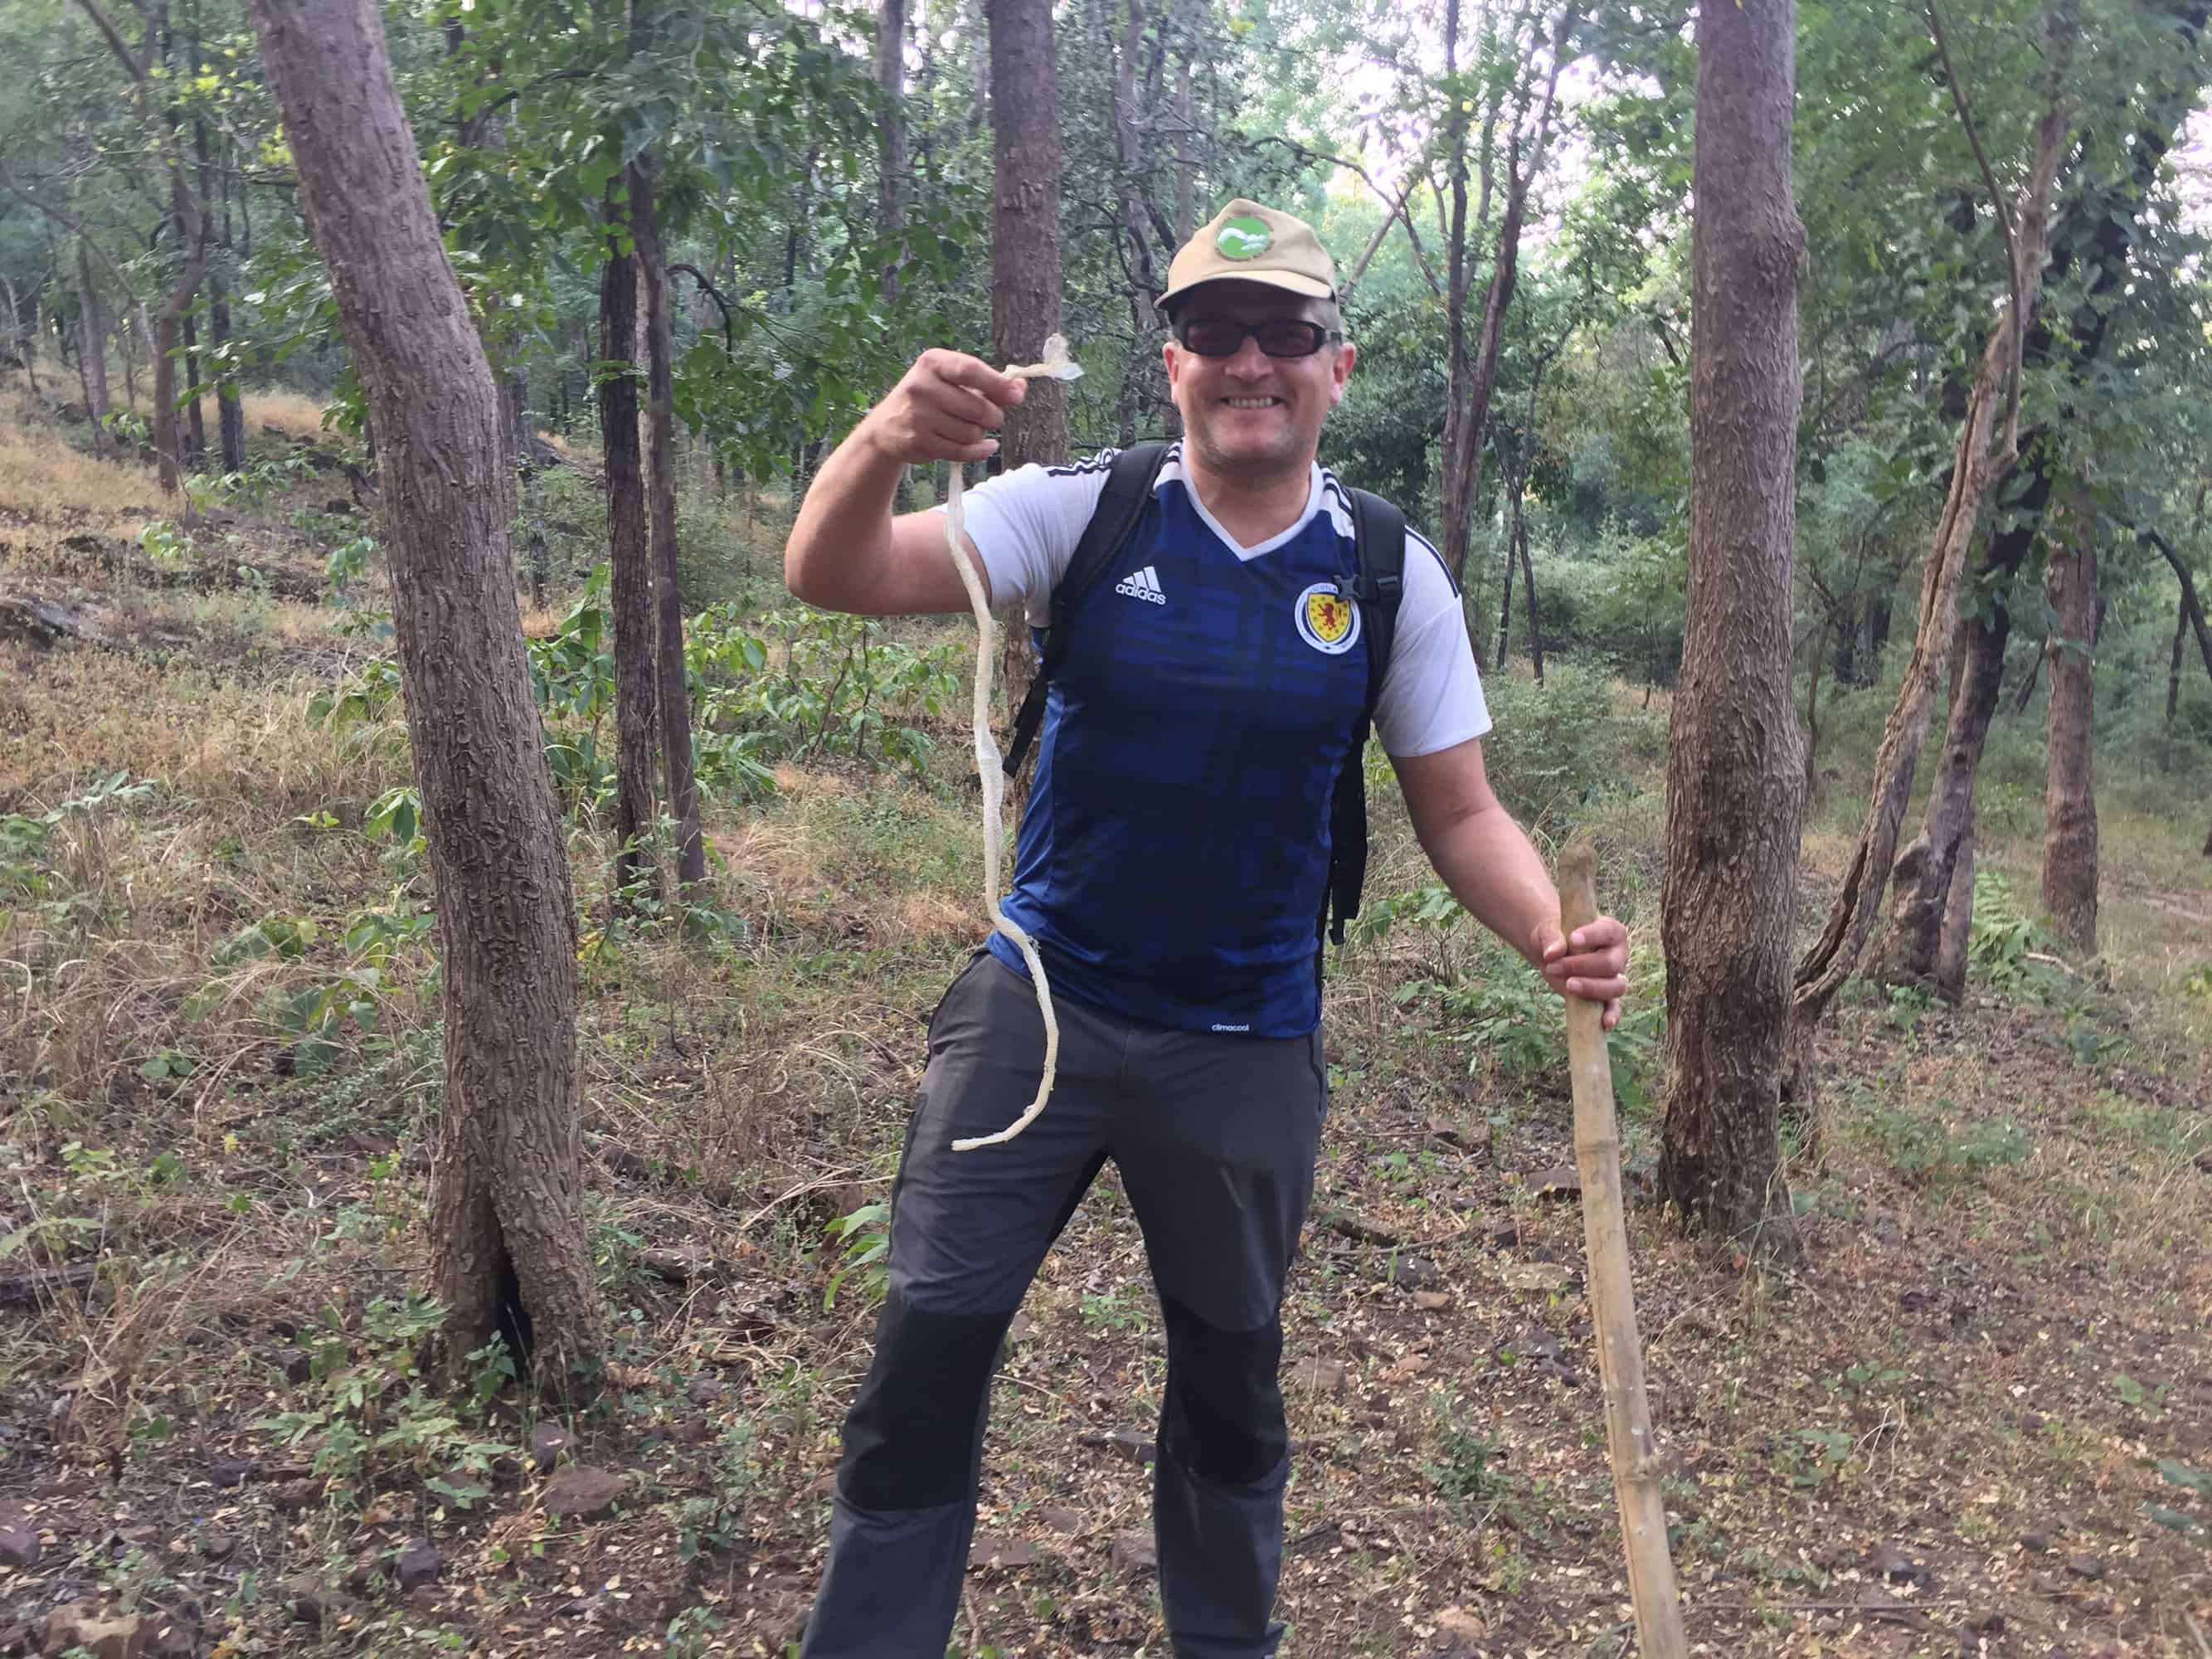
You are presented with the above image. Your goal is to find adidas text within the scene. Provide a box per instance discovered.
[1114,565,1168,604]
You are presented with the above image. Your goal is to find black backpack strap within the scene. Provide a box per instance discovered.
[1003,442,1169,776]
[1319,486,1408,950]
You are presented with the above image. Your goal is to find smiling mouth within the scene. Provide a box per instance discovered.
[1223,397,1283,410]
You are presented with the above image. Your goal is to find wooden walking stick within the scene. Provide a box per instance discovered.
[1558,843,1687,1659]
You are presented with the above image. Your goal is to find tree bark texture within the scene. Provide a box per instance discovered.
[74,238,109,447]
[1874,0,2211,986]
[1660,0,1806,1243]
[600,191,660,911]
[1869,597,2010,1000]
[1783,92,2071,1097]
[876,0,907,302]
[211,136,246,472]
[987,0,1068,720]
[2039,516,2098,953]
[247,0,602,1384]
[630,159,705,892]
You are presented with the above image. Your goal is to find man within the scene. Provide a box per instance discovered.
[785,198,1629,1657]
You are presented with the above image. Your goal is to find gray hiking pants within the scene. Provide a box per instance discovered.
[799,952,1328,1659]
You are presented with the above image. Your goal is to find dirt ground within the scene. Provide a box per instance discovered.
[2,387,2210,1658]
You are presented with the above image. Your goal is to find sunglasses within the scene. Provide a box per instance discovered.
[1174,318,1338,358]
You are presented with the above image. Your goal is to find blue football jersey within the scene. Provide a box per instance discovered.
[986,450,1373,1037]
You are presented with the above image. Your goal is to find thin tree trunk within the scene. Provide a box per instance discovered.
[600,186,659,912]
[1438,4,1577,590]
[212,135,245,471]
[182,313,207,468]
[1784,73,2073,1102]
[1871,596,2011,999]
[988,0,1068,722]
[1802,623,1826,796]
[2039,509,2098,952]
[876,0,907,302]
[1660,0,1806,1245]
[1495,513,1515,669]
[246,0,602,1386]
[2166,592,2187,771]
[1519,513,1544,683]
[75,238,109,448]
[630,157,704,893]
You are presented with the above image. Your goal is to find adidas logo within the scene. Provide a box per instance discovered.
[1114,565,1168,604]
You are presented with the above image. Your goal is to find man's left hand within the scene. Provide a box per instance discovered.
[1534,917,1630,1031]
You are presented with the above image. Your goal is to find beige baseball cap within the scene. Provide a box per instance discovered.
[1159,199,1339,311]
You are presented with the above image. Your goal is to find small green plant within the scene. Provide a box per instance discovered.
[1778,1426,1856,1489]
[675,1423,760,1559]
[139,519,197,566]
[364,786,425,852]
[823,1201,890,1311]
[1884,983,1934,1032]
[1425,1391,1504,1508]
[326,534,377,598]
[1080,1286,1145,1334]
[2112,1373,2172,1418]
[2148,1459,2212,1542]
[258,1295,505,1501]
[309,657,403,729]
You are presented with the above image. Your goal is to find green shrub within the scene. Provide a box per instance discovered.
[1478,660,1637,844]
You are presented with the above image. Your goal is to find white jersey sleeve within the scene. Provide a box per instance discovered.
[1371,530,1491,758]
[938,457,1114,624]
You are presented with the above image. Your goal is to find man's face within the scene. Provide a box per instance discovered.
[1163,282,1354,482]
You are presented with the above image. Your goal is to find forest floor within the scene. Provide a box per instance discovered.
[2,379,2210,1659]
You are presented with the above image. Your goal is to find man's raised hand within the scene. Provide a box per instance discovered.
[862,350,1028,465]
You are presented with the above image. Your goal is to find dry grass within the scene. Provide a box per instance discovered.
[238,388,333,443]
[0,419,161,525]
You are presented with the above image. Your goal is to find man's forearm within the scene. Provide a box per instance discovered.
[1417,801,1560,968]
[785,425,904,606]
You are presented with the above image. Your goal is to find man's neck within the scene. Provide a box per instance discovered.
[1181,453,1315,549]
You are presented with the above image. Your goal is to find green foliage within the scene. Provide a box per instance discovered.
[1858,1105,2032,1189]
[1351,887,1661,1111]
[674,1423,760,1559]
[1967,870,2068,997]
[1475,663,1648,844]
[822,1201,889,1311]
[692,605,961,781]
[1424,1391,1504,1509]
[308,658,404,730]
[2148,1459,2212,1543]
[257,1295,505,1501]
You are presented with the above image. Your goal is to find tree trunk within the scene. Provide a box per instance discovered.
[246,0,603,1385]
[987,0,1068,722]
[182,313,207,469]
[600,187,659,912]
[1873,4,2212,987]
[2039,513,2098,953]
[1437,4,1576,590]
[75,239,109,449]
[2166,592,2188,771]
[1494,513,1515,669]
[1783,83,2073,1102]
[630,158,705,893]
[1519,515,1544,683]
[211,136,246,471]
[1660,0,1806,1245]
[507,365,532,465]
[876,0,907,302]
[1869,593,2011,1000]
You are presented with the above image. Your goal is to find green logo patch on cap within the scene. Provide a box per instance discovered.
[1216,216,1272,260]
